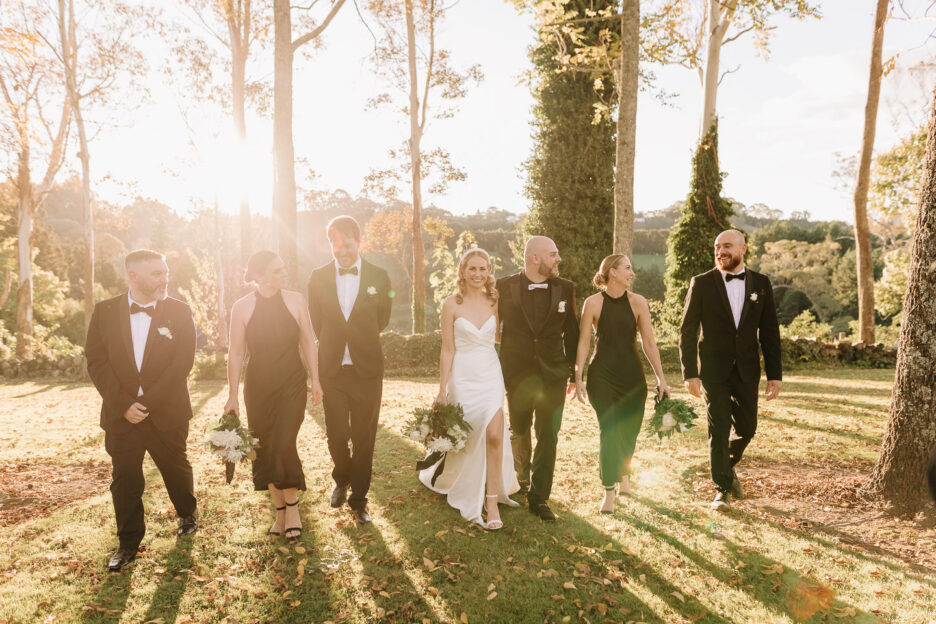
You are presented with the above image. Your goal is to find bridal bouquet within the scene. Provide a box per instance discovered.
[646,389,699,440]
[406,402,472,484]
[205,410,259,484]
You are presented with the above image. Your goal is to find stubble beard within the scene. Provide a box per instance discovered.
[716,254,742,273]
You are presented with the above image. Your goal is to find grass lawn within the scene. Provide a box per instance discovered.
[1,368,935,624]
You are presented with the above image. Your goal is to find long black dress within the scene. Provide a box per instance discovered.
[244,291,307,491]
[586,291,647,487]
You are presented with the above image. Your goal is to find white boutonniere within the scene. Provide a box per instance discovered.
[367,286,377,296]
[558,300,567,313]
[749,292,759,303]
[157,326,173,340]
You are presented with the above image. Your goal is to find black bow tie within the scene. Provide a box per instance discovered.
[725,272,745,282]
[338,266,358,276]
[130,303,156,317]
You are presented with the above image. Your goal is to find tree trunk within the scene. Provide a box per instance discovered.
[59,0,94,339]
[862,84,936,512]
[229,8,252,268]
[15,127,33,359]
[272,0,298,285]
[215,202,228,350]
[853,0,887,345]
[405,0,426,334]
[612,1,638,258]
[699,0,724,137]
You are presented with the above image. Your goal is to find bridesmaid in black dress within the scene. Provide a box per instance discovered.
[574,255,669,514]
[225,251,323,539]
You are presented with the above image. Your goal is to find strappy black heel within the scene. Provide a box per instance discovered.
[268,505,286,536]
[284,500,302,540]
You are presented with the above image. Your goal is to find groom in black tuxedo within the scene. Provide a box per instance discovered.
[497,236,579,521]
[85,249,198,572]
[680,230,782,511]
[308,216,392,524]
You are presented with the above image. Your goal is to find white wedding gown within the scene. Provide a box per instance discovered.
[419,315,520,527]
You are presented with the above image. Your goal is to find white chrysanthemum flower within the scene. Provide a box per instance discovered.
[427,437,454,454]
[661,413,677,429]
[408,430,422,441]
[224,448,245,463]
[678,423,688,433]
[419,424,431,438]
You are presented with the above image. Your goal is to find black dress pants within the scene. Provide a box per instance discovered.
[104,418,196,550]
[322,366,382,510]
[702,366,759,493]
[506,373,566,505]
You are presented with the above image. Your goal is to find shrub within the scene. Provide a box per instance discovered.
[781,310,833,341]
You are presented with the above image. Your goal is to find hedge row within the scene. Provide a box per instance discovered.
[0,333,897,382]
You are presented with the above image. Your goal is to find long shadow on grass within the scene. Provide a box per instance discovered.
[760,412,881,445]
[139,536,194,623]
[11,381,85,398]
[627,495,878,623]
[314,414,713,624]
[338,521,443,622]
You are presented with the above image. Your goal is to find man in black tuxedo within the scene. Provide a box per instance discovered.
[85,249,198,572]
[497,236,579,521]
[680,230,782,511]
[308,216,392,524]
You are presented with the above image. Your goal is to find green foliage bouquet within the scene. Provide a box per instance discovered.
[407,402,472,483]
[646,389,699,440]
[205,410,259,484]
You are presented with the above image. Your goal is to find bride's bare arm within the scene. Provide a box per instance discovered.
[437,297,456,404]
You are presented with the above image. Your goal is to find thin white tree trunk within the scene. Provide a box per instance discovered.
[405,0,426,334]
[700,0,729,137]
[853,0,888,345]
[272,0,297,283]
[15,126,33,359]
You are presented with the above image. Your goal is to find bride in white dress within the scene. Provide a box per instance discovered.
[419,248,520,529]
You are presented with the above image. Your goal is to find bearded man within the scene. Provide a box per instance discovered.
[679,230,782,511]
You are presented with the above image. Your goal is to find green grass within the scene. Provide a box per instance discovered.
[1,369,933,623]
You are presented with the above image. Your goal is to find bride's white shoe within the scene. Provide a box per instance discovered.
[485,494,503,530]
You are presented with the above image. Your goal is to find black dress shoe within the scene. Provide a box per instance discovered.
[108,548,137,572]
[177,514,198,536]
[530,502,557,522]
[730,469,744,499]
[352,508,372,524]
[330,485,349,508]
[711,490,731,511]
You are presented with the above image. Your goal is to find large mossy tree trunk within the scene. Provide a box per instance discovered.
[524,0,616,298]
[662,122,733,330]
[862,85,936,512]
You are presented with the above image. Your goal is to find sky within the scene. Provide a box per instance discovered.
[81,1,936,223]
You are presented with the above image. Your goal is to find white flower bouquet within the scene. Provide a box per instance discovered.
[205,410,259,483]
[645,388,699,440]
[407,402,472,484]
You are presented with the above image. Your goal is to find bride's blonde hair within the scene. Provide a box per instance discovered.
[456,248,498,305]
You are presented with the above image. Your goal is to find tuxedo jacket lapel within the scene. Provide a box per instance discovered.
[139,299,164,373]
[118,294,138,374]
[711,270,734,325]
[323,265,344,324]
[737,269,755,330]
[539,278,561,333]
[509,276,534,333]
[347,260,369,322]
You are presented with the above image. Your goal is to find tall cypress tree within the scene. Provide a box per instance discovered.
[523,0,616,298]
[663,122,734,330]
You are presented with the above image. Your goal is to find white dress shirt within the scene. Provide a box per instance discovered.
[128,292,156,395]
[721,267,746,328]
[335,257,362,365]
